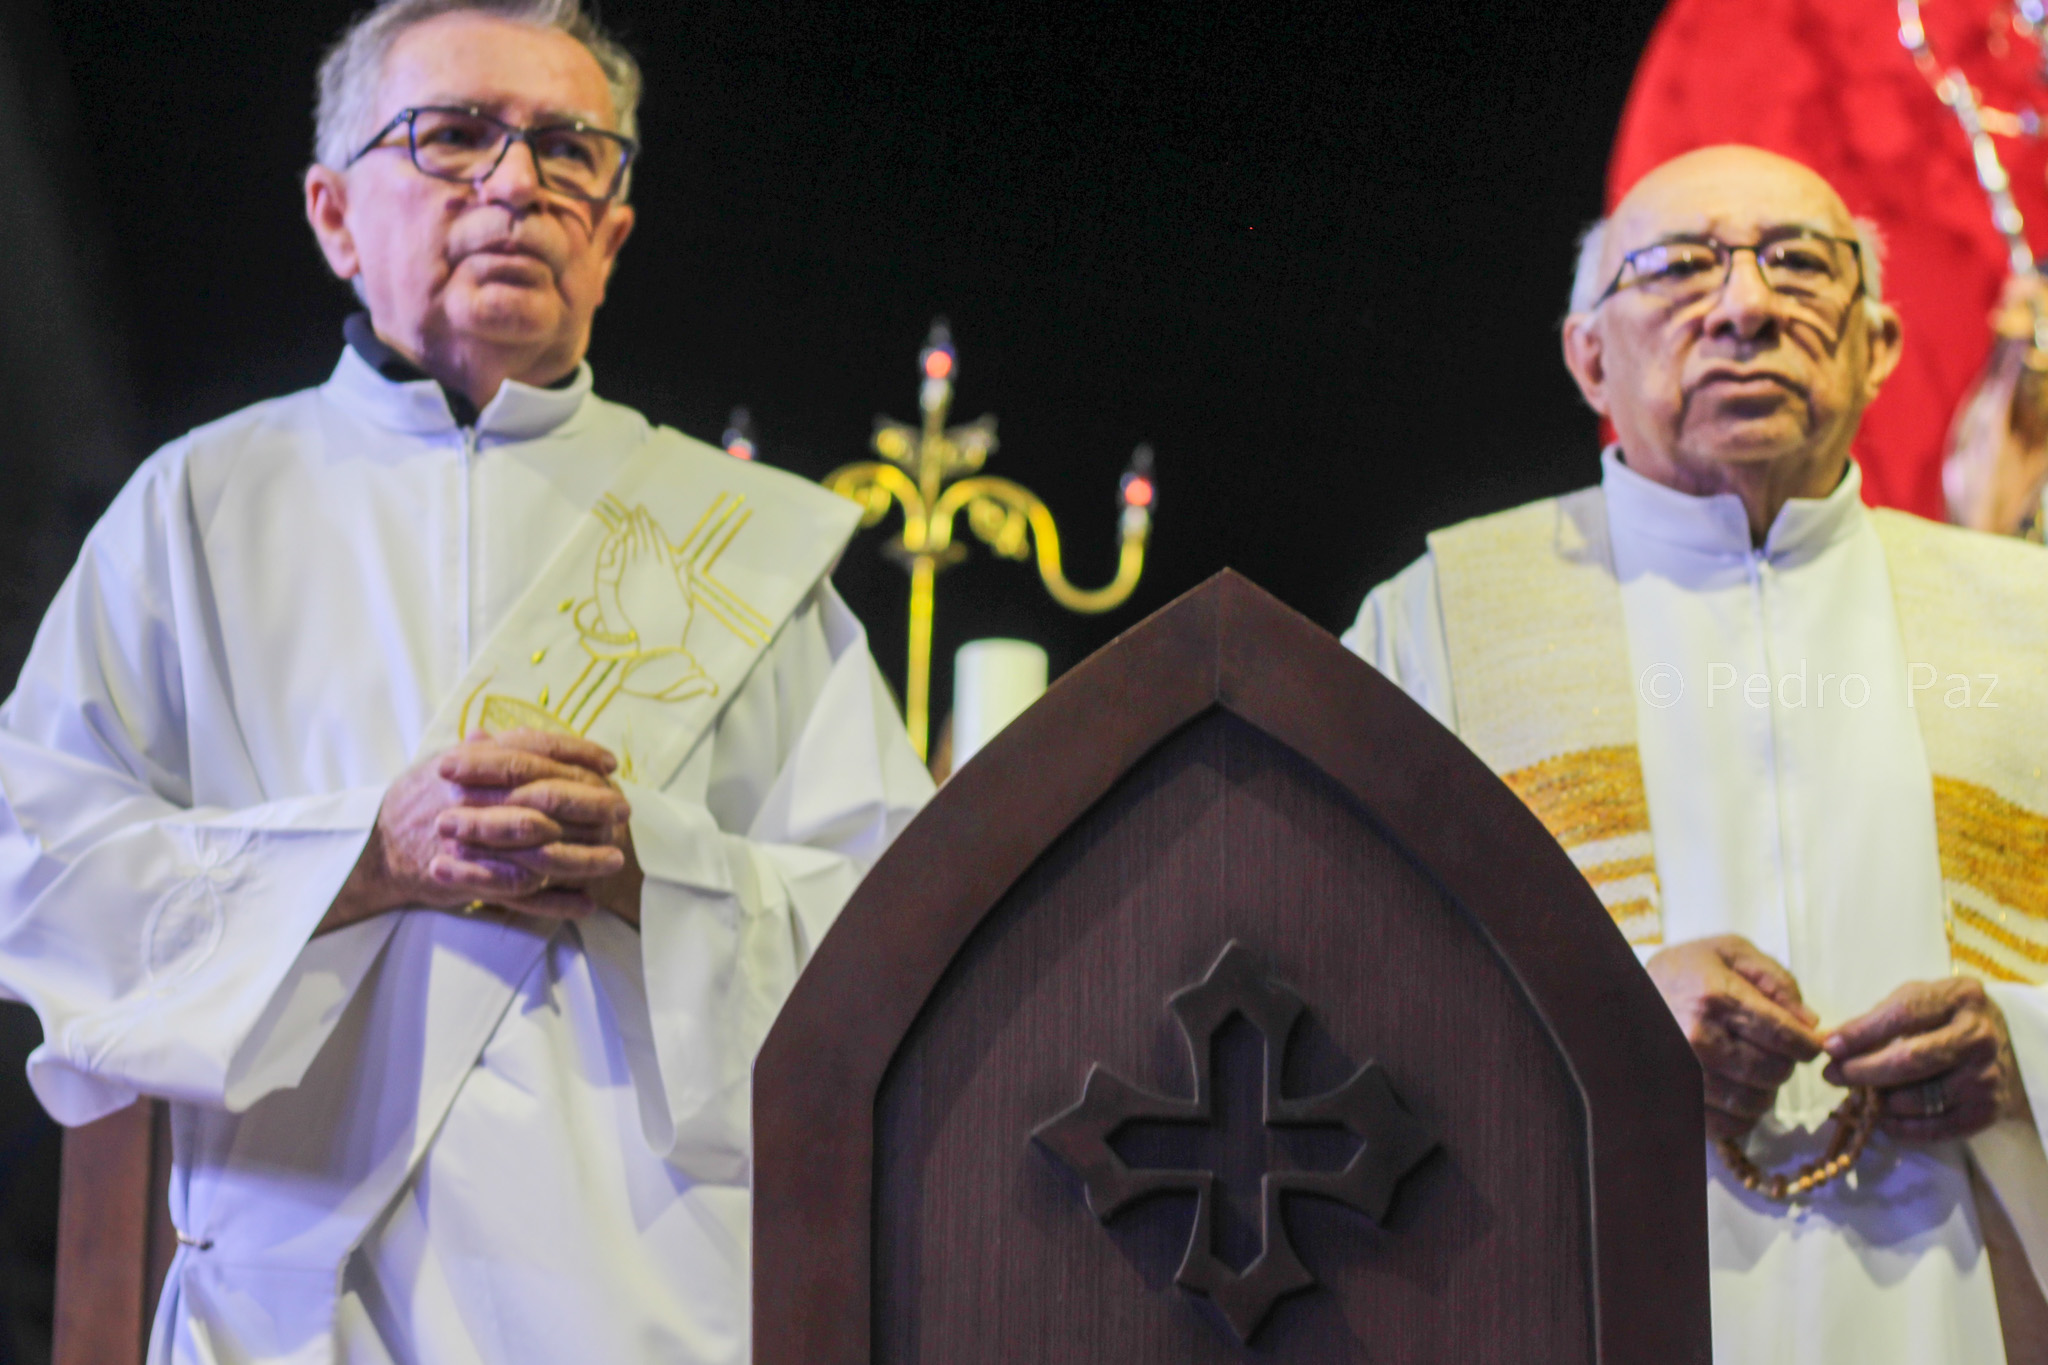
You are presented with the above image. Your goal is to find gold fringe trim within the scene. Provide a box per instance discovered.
[1582,854,1656,887]
[1504,746,1662,940]
[1933,776,2048,924]
[1503,745,1654,850]
[1950,940,2029,984]
[1950,900,2048,967]
[1606,897,1659,934]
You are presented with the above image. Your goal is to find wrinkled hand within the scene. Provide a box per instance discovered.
[1994,276,2048,467]
[1948,274,2048,535]
[324,729,642,932]
[1989,274,2048,348]
[1823,978,2032,1143]
[1647,935,1825,1140]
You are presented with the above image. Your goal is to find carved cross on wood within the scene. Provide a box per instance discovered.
[1030,941,1440,1343]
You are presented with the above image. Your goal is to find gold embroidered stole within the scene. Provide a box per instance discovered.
[1428,490,1663,945]
[1872,510,2048,985]
[418,427,860,788]
[1431,493,2048,984]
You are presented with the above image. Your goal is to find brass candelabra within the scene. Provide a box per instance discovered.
[824,321,1154,759]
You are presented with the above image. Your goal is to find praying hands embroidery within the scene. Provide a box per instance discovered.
[459,492,773,771]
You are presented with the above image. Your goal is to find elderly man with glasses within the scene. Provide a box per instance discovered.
[1349,144,2048,1362]
[0,2,930,1362]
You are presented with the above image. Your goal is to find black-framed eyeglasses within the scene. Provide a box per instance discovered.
[1591,230,1866,319]
[348,105,637,204]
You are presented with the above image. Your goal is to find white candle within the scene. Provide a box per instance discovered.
[952,638,1049,768]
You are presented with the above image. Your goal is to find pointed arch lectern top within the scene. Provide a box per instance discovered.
[754,571,1709,1363]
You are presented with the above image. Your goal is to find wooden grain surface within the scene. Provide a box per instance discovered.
[874,713,1590,1361]
[53,1098,172,1365]
[754,571,1710,1364]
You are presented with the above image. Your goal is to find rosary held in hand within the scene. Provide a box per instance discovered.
[1715,1088,1880,1203]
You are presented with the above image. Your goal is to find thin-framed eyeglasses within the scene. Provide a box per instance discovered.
[1591,230,1866,319]
[348,105,637,204]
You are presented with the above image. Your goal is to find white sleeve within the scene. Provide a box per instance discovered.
[578,582,932,1179]
[1972,983,2048,1304]
[0,459,391,1127]
[1339,551,1460,733]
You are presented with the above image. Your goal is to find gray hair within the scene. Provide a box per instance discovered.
[1566,215,1888,318]
[312,0,642,170]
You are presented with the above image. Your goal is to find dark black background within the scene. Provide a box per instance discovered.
[0,0,1671,1359]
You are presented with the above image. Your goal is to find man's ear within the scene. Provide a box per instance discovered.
[1859,299,1904,400]
[304,165,360,282]
[1561,313,1612,417]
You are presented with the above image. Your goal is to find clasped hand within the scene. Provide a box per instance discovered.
[325,729,641,932]
[1647,935,2030,1144]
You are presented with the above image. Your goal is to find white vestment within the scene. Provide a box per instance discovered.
[1346,451,2048,1363]
[0,348,932,1364]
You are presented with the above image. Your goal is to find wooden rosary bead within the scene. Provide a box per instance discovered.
[1715,1087,1878,1203]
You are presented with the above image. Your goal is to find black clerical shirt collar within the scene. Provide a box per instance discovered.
[343,312,578,429]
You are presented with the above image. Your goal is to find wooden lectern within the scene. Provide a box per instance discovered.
[754,571,1711,1362]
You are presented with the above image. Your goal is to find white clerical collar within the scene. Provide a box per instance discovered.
[1600,445,1866,572]
[323,345,594,442]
